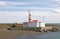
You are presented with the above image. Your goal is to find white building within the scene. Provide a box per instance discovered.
[23,20,45,28]
[23,11,45,28]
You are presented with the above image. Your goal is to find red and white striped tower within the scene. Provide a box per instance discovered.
[28,10,31,23]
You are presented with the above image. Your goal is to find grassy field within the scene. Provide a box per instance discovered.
[0,23,60,31]
[0,23,23,30]
[0,23,60,27]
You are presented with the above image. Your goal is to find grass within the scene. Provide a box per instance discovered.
[0,23,23,30]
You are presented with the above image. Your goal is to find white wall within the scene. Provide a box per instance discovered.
[23,22,28,27]
[28,22,37,27]
[23,22,45,28]
[37,22,40,27]
[40,22,45,27]
[23,22,37,27]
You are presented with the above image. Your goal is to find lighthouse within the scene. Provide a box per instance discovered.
[23,11,45,28]
[28,11,31,23]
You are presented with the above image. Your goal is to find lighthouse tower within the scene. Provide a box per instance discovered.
[28,11,31,23]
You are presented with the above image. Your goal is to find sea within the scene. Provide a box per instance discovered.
[16,32,60,39]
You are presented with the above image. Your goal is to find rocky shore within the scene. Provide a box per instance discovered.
[0,24,60,39]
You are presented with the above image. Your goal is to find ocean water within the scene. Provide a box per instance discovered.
[16,32,60,39]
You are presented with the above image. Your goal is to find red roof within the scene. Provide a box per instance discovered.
[31,20,38,22]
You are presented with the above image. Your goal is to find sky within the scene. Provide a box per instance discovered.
[0,0,60,23]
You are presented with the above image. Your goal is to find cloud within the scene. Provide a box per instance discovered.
[0,1,59,11]
[5,0,55,5]
[8,7,52,9]
[0,1,58,7]
[3,1,43,6]
[0,11,60,23]
[0,11,58,18]
[0,0,60,14]
[53,0,60,6]
[54,0,60,1]
[0,11,27,16]
[7,1,59,8]
[0,0,60,23]
[0,1,7,7]
[52,7,60,13]
[0,6,52,11]
[0,0,59,7]
[0,11,28,23]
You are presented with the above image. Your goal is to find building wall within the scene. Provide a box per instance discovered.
[39,22,45,27]
[23,22,37,27]
[37,22,40,27]
[28,22,37,27]
[23,22,45,28]
[23,22,28,27]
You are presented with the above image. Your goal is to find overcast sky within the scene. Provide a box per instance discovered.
[0,0,60,23]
